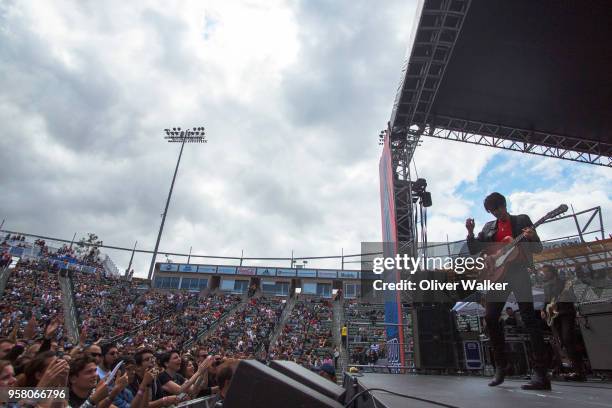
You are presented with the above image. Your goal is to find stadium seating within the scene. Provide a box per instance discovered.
[344,300,386,365]
[0,259,65,340]
[271,297,334,366]
[203,296,284,358]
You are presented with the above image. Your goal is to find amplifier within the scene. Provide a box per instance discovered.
[412,305,459,370]
[578,300,612,315]
[577,301,612,371]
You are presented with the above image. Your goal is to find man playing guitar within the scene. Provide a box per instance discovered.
[541,264,585,381]
[466,192,550,390]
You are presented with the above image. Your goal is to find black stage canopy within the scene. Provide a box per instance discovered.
[390,0,612,166]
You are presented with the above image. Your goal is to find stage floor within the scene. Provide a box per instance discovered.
[352,374,612,408]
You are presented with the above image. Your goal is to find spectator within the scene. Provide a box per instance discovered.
[0,360,17,387]
[333,347,340,369]
[22,351,56,387]
[180,357,197,379]
[85,344,103,366]
[130,348,155,394]
[111,356,136,408]
[154,350,207,402]
[0,339,15,360]
[215,359,238,404]
[505,307,518,327]
[67,356,100,408]
[97,343,119,380]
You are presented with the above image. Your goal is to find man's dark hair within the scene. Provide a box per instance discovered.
[101,343,117,356]
[158,350,180,369]
[484,192,506,212]
[119,355,135,366]
[69,355,96,378]
[134,348,154,366]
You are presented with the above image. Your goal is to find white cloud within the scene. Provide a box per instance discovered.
[509,166,612,242]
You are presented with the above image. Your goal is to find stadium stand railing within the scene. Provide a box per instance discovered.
[58,270,81,342]
[266,295,296,353]
[0,266,10,296]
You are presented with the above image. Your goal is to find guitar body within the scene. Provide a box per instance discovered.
[479,236,521,283]
[545,303,559,326]
[545,279,574,327]
[468,204,568,286]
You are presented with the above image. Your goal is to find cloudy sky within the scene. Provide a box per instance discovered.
[1,0,610,277]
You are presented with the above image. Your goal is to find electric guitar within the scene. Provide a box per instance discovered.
[478,204,568,283]
[545,278,575,326]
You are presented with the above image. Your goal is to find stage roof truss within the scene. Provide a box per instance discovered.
[390,0,471,160]
[424,118,611,167]
[390,0,612,168]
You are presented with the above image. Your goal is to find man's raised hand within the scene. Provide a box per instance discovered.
[466,218,475,234]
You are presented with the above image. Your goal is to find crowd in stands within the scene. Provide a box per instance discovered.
[74,275,156,342]
[0,259,67,342]
[0,251,248,407]
[125,294,242,354]
[204,296,283,358]
[0,236,367,406]
[2,234,28,248]
[269,298,334,367]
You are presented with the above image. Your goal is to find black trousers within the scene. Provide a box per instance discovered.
[552,312,584,372]
[484,267,546,370]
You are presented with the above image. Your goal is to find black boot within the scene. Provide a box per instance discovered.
[488,367,505,387]
[521,369,551,390]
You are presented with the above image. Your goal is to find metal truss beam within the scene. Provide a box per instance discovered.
[390,0,471,136]
[388,0,472,258]
[424,117,612,167]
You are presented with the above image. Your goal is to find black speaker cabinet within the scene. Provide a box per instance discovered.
[421,192,432,207]
[412,305,459,370]
[578,301,612,371]
[269,360,345,402]
[224,360,344,408]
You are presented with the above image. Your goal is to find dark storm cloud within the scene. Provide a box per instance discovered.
[0,27,127,155]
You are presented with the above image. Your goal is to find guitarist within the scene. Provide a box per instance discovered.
[541,264,585,381]
[466,192,550,390]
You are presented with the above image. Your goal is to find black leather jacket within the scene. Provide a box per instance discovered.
[467,214,543,265]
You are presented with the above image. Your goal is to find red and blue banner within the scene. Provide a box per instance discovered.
[379,131,405,367]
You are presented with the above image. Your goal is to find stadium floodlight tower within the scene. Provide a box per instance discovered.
[147,127,207,282]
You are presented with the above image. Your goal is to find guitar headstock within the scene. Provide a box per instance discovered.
[534,204,568,228]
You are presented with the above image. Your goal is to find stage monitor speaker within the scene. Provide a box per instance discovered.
[412,305,459,370]
[269,360,345,402]
[421,191,432,207]
[223,360,344,408]
[578,301,612,371]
